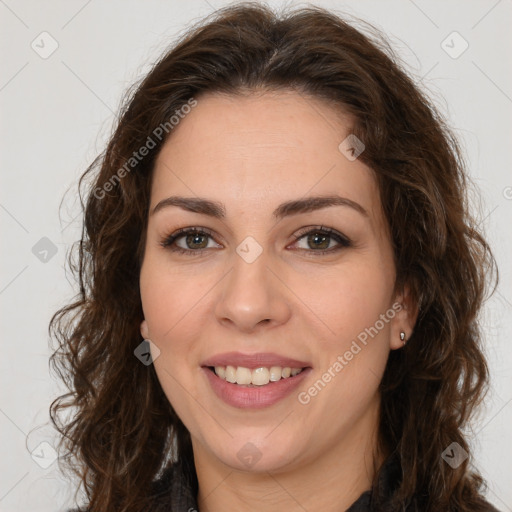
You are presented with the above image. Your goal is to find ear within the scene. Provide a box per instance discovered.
[140,319,149,339]
[389,285,419,350]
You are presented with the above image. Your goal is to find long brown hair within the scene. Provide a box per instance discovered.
[49,3,497,511]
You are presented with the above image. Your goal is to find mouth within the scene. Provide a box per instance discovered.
[205,365,307,387]
[200,352,312,409]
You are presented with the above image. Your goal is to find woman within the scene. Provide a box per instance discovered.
[50,3,500,511]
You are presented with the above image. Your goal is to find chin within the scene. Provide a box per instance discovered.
[211,434,301,474]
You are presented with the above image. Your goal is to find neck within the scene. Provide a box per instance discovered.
[193,398,386,512]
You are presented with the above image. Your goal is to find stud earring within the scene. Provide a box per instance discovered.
[400,331,406,345]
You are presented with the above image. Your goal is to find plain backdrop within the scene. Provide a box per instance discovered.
[1,1,511,511]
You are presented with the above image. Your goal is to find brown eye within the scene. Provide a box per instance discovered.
[292,226,351,255]
[305,232,331,250]
[182,232,209,250]
[160,227,221,255]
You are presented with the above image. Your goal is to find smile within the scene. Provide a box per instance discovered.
[202,365,312,409]
[211,365,304,386]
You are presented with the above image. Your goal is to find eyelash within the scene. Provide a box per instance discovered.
[159,225,352,257]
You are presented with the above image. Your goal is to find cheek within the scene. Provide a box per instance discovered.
[139,258,219,380]
[140,254,208,337]
[139,265,208,423]
[295,265,393,420]
[301,260,394,344]
[299,259,394,401]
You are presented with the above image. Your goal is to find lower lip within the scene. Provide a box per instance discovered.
[202,367,312,409]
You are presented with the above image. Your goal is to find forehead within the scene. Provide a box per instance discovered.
[151,91,381,224]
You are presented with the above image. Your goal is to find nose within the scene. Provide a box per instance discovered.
[214,251,292,333]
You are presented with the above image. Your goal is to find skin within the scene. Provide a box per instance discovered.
[139,90,417,512]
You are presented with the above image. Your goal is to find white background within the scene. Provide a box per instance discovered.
[1,1,511,510]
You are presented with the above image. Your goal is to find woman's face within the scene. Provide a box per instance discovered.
[139,90,414,473]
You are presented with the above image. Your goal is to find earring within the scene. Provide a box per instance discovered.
[400,331,406,345]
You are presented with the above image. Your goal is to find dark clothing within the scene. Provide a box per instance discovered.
[69,451,501,511]
[145,450,501,512]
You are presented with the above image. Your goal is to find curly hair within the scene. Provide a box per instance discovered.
[49,3,497,511]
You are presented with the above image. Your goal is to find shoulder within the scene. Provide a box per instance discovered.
[61,464,187,512]
[370,451,503,512]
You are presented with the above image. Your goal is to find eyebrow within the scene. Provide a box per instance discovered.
[151,194,368,219]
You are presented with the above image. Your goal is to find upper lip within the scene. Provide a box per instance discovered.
[201,351,311,369]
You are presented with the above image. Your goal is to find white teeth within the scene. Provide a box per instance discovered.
[213,365,304,386]
[225,365,236,383]
[236,366,252,385]
[252,367,270,385]
[269,366,282,381]
[214,366,226,379]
